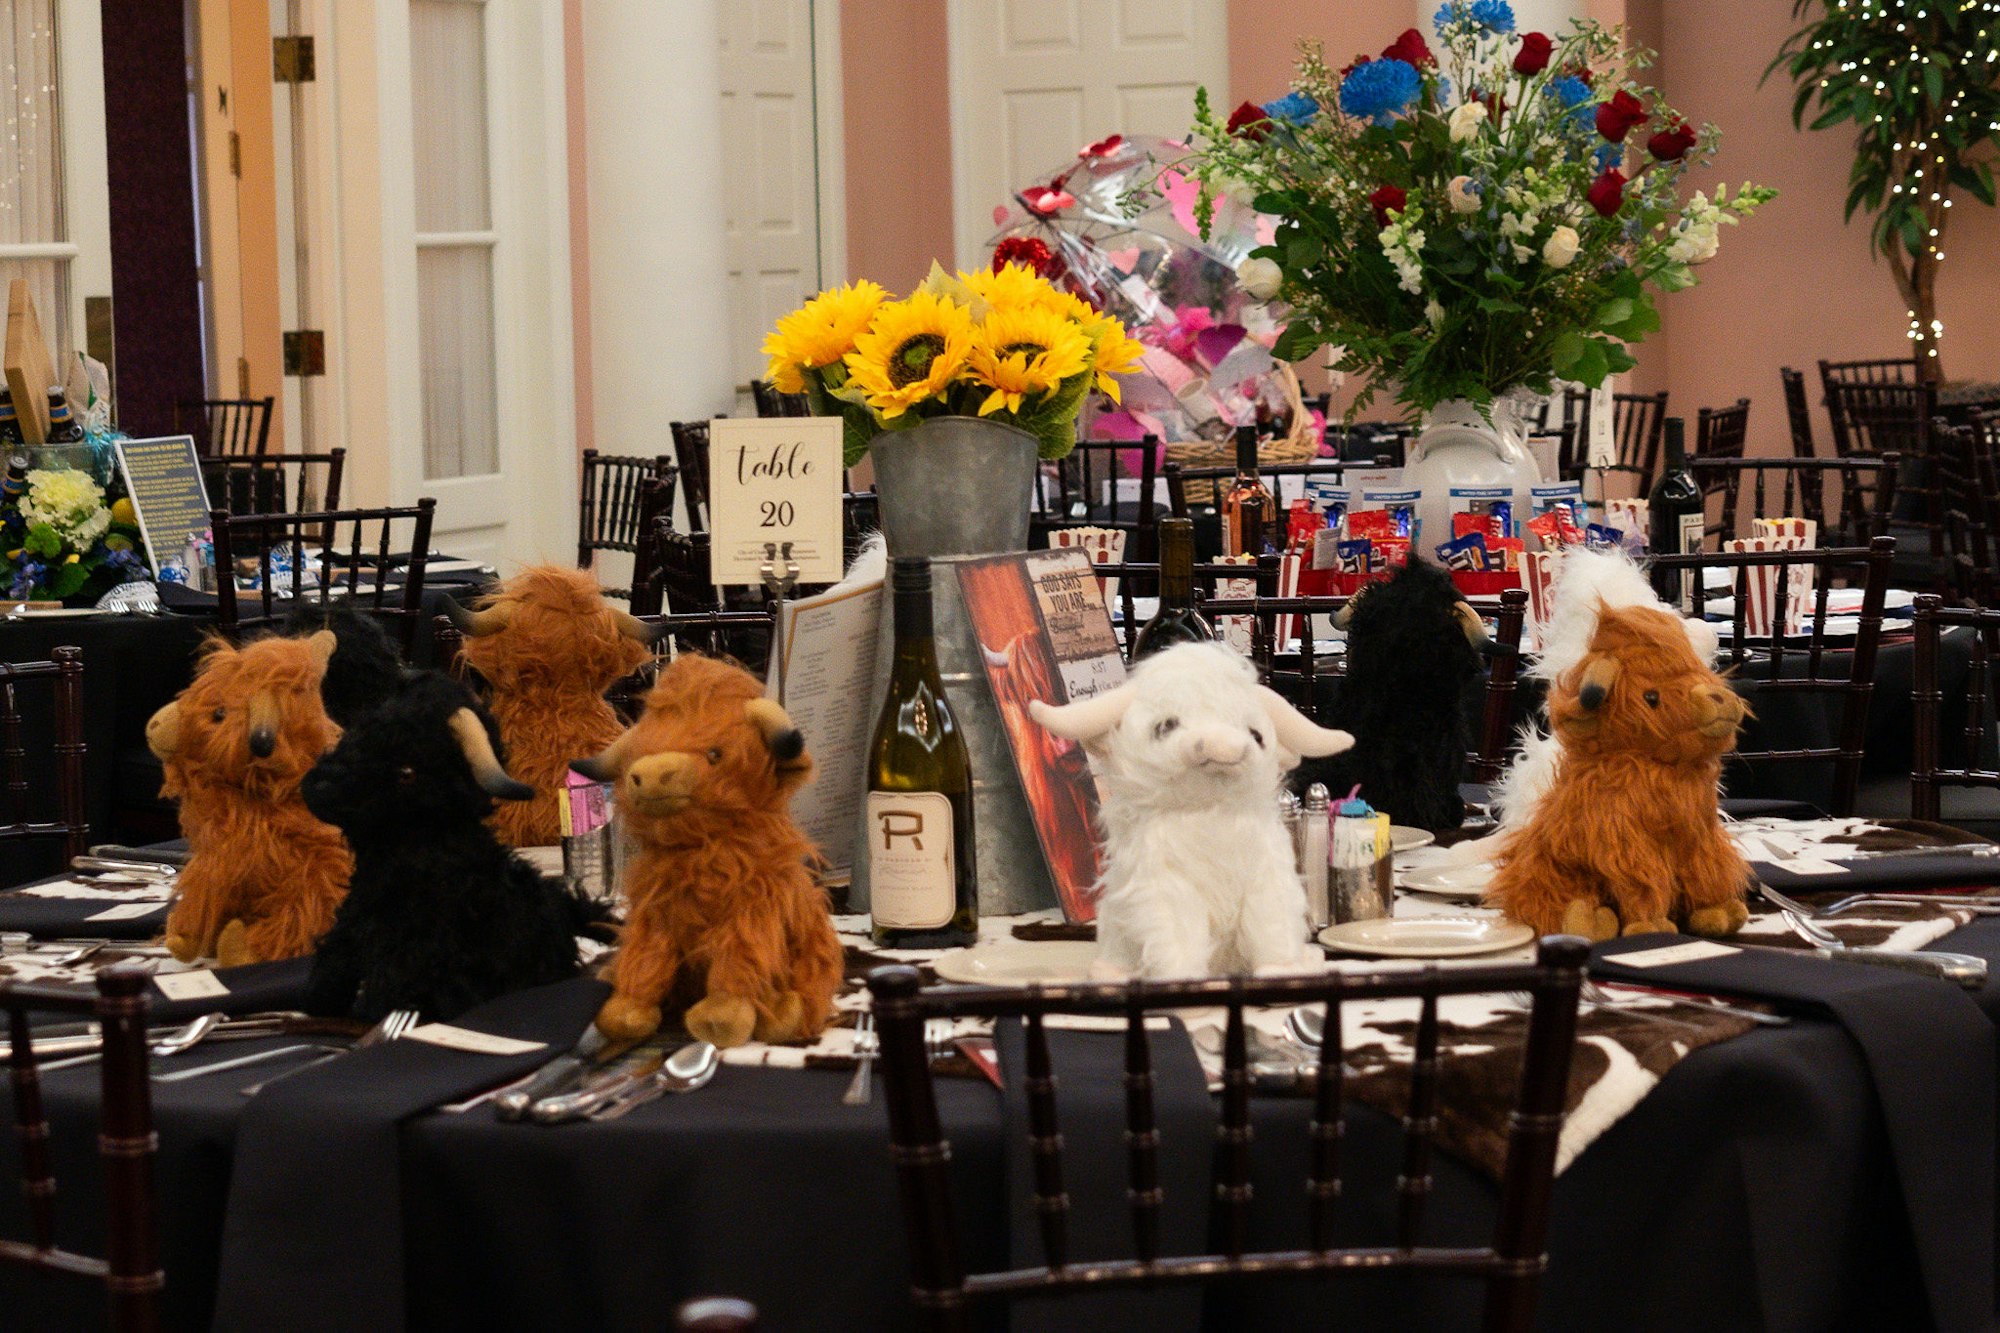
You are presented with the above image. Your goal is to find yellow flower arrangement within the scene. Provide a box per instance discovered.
[763,262,1138,463]
[760,279,888,393]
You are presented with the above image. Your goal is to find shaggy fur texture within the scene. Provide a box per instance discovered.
[1030,643,1353,979]
[284,604,405,728]
[301,672,603,1022]
[150,633,352,965]
[1490,549,1720,831]
[456,566,651,847]
[576,654,843,1048]
[1486,603,1752,940]
[1292,562,1485,832]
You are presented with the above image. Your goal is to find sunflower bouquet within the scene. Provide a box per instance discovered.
[762,263,1144,464]
[1179,0,1773,415]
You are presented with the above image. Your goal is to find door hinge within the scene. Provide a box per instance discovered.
[236,357,251,398]
[273,35,315,83]
[229,130,241,178]
[283,331,326,377]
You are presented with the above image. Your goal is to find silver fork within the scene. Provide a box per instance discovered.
[925,1019,953,1067]
[238,1007,420,1096]
[842,1011,877,1106]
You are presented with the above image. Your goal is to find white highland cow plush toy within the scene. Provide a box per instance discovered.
[1029,643,1353,979]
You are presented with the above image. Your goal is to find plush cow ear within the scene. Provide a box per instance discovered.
[305,628,337,671]
[1256,685,1353,765]
[1029,683,1136,742]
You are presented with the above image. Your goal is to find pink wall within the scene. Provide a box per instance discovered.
[842,0,955,291]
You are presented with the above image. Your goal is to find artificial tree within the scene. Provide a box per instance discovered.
[1769,0,2000,383]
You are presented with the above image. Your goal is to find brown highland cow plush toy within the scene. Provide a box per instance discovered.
[149,631,353,965]
[446,566,654,847]
[572,654,843,1048]
[1487,601,1752,941]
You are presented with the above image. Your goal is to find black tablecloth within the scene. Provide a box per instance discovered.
[10,907,2000,1331]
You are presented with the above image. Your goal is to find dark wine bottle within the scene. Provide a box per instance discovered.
[0,390,22,445]
[44,388,84,444]
[1647,417,1703,607]
[1132,516,1214,661]
[867,557,978,948]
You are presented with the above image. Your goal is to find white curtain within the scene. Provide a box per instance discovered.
[410,0,497,479]
[0,0,69,358]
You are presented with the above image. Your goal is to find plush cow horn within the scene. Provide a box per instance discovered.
[568,732,629,784]
[1256,685,1354,759]
[983,644,1009,668]
[447,707,535,800]
[745,698,806,763]
[1028,682,1136,742]
[611,608,672,645]
[1577,657,1619,712]
[305,628,338,670]
[247,690,281,759]
[1455,602,1511,656]
[1332,599,1358,631]
[442,595,511,637]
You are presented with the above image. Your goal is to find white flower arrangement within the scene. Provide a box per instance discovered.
[19,469,111,546]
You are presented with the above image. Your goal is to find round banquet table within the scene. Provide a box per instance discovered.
[2,920,1994,1332]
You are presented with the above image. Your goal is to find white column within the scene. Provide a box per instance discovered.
[580,0,735,446]
[1421,0,1586,35]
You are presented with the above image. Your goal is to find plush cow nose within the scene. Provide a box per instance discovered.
[626,752,697,796]
[1190,733,1250,767]
[1690,684,1743,733]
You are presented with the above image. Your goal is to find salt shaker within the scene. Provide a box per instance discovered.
[1301,784,1332,933]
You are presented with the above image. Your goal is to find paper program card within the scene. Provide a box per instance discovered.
[404,1023,548,1056]
[113,435,213,571]
[1610,939,1743,968]
[705,417,844,586]
[154,970,230,1001]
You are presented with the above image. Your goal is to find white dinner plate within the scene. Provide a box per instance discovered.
[1390,826,1435,853]
[1399,861,1492,901]
[1318,916,1533,958]
[930,940,1099,986]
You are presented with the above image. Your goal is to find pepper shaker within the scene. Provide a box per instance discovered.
[1301,784,1331,933]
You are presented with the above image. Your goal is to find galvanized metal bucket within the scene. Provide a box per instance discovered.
[850,416,1059,917]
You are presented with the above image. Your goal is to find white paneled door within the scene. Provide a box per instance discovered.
[717,0,845,391]
[948,0,1227,268]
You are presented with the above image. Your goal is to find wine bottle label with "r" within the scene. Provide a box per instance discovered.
[867,791,956,930]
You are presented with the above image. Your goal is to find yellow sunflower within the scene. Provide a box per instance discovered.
[961,262,1070,316]
[1034,290,1145,402]
[968,305,1093,417]
[843,290,976,420]
[761,279,889,393]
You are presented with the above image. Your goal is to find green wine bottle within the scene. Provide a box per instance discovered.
[1131,516,1214,661]
[867,556,978,948]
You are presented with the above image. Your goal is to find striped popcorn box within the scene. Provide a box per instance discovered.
[1274,551,1304,651]
[1523,550,1562,648]
[1752,517,1816,630]
[1214,553,1257,655]
[1725,535,1808,637]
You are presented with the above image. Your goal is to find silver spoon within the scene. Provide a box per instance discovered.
[588,1042,720,1120]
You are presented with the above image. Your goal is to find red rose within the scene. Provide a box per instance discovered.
[1646,119,1697,162]
[1338,51,1372,78]
[1587,168,1627,218]
[1380,28,1435,68]
[1564,63,1595,88]
[1595,89,1647,143]
[1513,32,1552,76]
[1370,184,1408,228]
[1477,88,1509,124]
[992,237,1055,277]
[1226,101,1272,141]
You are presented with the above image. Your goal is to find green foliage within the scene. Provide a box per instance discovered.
[1768,0,2000,265]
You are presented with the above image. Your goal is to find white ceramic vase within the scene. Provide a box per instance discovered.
[1403,392,1545,563]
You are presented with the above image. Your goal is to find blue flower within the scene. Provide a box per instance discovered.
[1433,2,1457,28]
[1338,58,1421,126]
[1545,75,1595,128]
[1593,142,1622,172]
[1261,91,1320,128]
[1470,0,1516,33]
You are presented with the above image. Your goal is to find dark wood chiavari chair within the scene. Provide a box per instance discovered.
[198,448,346,519]
[1910,594,2000,823]
[1687,455,1899,549]
[174,396,274,458]
[1817,357,1919,450]
[606,606,783,718]
[748,379,811,418]
[1165,457,1360,519]
[670,419,720,532]
[1569,388,1669,485]
[1947,410,2000,605]
[652,528,772,661]
[866,935,1589,1332]
[1649,537,1894,816]
[1694,399,1750,462]
[1200,588,1529,783]
[578,452,679,603]
[1031,438,1165,560]
[209,499,438,658]
[0,647,87,863]
[1823,380,1944,585]
[1,965,163,1330]
[1780,368,1818,460]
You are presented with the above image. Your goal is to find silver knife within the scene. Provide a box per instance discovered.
[495,1027,610,1122]
[529,1049,668,1124]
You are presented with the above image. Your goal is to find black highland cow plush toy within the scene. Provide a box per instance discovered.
[284,603,406,728]
[302,671,605,1022]
[1292,561,1503,832]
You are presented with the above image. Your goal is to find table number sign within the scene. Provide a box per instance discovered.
[705,417,844,586]
[114,435,213,572]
